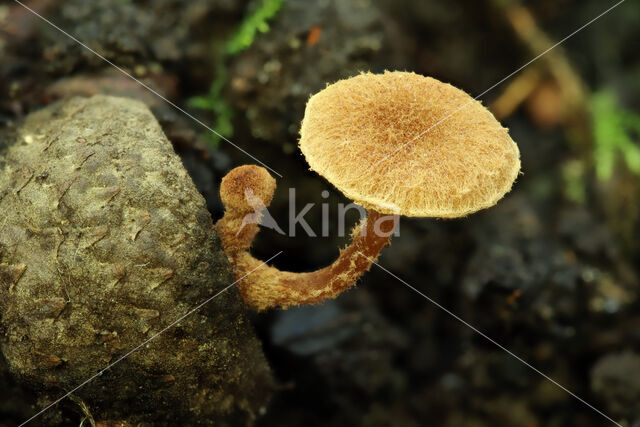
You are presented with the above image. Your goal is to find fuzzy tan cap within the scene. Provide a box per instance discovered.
[299,71,521,218]
[220,164,276,212]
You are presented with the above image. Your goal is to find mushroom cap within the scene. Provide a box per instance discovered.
[299,71,521,218]
[220,165,276,212]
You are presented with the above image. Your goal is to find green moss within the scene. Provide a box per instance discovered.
[188,0,284,147]
[591,90,640,180]
[226,0,284,55]
[187,64,233,148]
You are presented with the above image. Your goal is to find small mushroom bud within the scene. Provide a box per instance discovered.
[216,71,521,311]
[217,165,276,254]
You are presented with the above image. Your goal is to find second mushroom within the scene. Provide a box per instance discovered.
[216,71,521,311]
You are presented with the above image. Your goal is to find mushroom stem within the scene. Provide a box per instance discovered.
[215,166,397,311]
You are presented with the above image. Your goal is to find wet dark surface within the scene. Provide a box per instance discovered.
[1,0,640,425]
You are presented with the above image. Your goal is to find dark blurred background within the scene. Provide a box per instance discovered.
[1,0,640,425]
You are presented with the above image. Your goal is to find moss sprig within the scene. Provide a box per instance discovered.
[591,90,640,180]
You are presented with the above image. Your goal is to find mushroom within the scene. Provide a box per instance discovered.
[215,71,520,311]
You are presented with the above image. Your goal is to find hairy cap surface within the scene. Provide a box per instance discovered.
[220,164,276,212]
[299,71,521,217]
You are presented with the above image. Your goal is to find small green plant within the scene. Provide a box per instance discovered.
[226,0,284,55]
[188,0,284,147]
[591,90,640,180]
[188,64,233,148]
